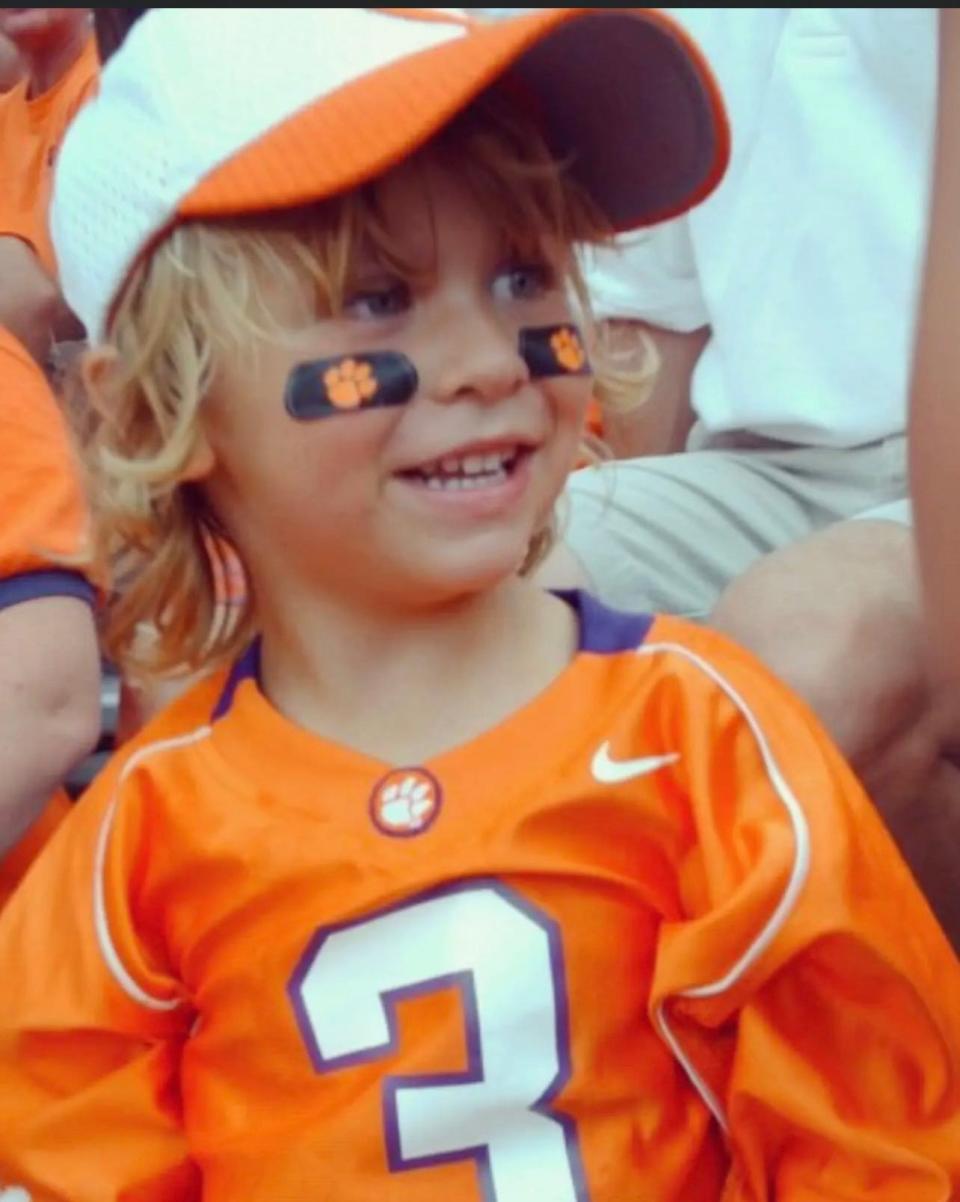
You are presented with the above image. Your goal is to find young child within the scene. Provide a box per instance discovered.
[0,9,958,1201]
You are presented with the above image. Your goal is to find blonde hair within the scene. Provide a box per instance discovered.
[82,88,653,682]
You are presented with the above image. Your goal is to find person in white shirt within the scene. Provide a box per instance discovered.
[542,8,959,939]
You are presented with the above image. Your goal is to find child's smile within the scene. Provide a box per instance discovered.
[392,437,537,519]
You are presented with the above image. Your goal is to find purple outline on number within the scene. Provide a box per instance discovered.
[380,968,483,1174]
[287,877,591,1201]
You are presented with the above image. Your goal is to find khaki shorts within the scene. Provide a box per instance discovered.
[561,426,910,619]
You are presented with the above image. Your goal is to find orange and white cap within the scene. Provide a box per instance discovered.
[51,7,729,342]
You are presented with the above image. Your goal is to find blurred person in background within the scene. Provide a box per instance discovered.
[0,7,97,359]
[535,9,958,943]
[0,10,119,898]
[0,325,100,906]
[909,6,960,864]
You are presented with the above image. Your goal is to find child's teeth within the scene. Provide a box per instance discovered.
[421,466,510,491]
[416,449,517,489]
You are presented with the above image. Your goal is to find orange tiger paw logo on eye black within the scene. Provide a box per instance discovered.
[286,351,419,421]
[518,324,590,380]
[322,358,379,409]
[550,327,586,373]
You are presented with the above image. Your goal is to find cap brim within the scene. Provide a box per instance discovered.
[179,7,729,232]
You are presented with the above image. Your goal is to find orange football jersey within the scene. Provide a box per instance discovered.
[0,593,958,1202]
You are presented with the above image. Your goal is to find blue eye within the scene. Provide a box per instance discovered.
[343,282,411,320]
[492,262,556,302]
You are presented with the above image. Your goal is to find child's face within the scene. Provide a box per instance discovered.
[199,155,592,612]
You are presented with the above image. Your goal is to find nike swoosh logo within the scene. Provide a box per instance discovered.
[591,743,680,784]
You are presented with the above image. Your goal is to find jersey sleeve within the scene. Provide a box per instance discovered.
[643,618,960,1200]
[0,749,199,1202]
[581,217,710,332]
[0,328,94,611]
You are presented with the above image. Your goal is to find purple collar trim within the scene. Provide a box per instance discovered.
[212,591,653,722]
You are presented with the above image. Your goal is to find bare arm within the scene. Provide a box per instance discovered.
[0,596,101,853]
[909,8,960,686]
[0,30,22,88]
[0,237,83,363]
[597,319,708,459]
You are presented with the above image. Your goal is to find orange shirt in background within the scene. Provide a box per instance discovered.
[0,327,91,583]
[0,326,95,907]
[0,33,98,273]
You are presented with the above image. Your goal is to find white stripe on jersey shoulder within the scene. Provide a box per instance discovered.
[637,642,812,1135]
[93,725,213,1012]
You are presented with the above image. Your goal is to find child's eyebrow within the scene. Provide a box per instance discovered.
[495,226,561,262]
[349,240,436,288]
[343,258,434,296]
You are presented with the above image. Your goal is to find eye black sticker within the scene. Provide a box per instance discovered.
[284,352,419,421]
[519,324,591,378]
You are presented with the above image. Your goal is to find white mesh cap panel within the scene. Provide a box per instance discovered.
[51,8,465,340]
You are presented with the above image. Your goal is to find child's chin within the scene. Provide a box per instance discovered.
[410,546,532,603]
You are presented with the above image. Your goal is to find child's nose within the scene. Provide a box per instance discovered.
[431,307,530,405]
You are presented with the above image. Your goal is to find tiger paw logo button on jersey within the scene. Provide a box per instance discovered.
[369,768,443,837]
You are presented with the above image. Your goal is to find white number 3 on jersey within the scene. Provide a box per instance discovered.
[289,879,589,1201]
